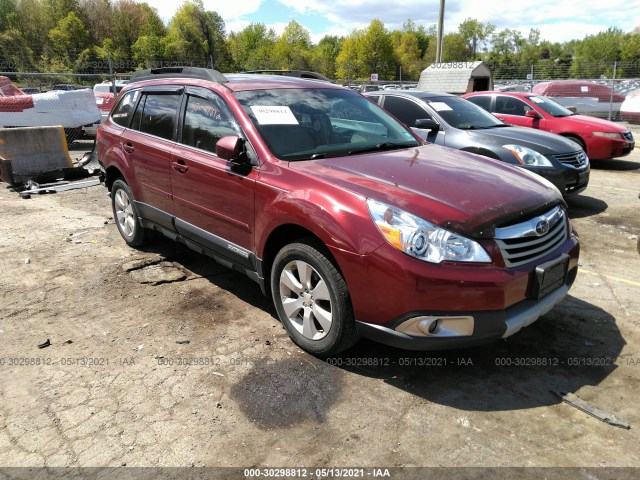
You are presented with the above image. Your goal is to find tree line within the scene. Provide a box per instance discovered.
[1,0,639,80]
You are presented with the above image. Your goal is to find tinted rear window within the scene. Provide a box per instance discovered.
[137,93,180,141]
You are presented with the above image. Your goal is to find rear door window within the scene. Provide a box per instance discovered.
[467,95,492,112]
[382,96,429,128]
[111,90,140,127]
[136,93,181,140]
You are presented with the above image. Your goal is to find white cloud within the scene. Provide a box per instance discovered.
[154,0,639,43]
[154,0,264,24]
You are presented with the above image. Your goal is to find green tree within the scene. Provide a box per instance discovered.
[309,35,343,79]
[336,30,363,80]
[164,0,231,68]
[571,27,625,77]
[78,0,115,47]
[391,30,423,80]
[111,1,163,61]
[45,0,80,24]
[358,19,396,78]
[48,11,90,68]
[620,32,640,62]
[442,32,471,61]
[402,20,432,59]
[0,0,17,31]
[12,0,53,56]
[228,23,277,70]
[131,34,166,67]
[0,29,35,71]
[273,20,312,69]
[458,18,495,58]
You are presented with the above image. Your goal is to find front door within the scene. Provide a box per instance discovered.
[170,88,257,265]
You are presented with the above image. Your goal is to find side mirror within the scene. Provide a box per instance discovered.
[216,136,246,162]
[414,118,440,131]
[525,109,541,119]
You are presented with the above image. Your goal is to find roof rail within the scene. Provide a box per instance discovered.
[130,67,228,84]
[242,70,332,82]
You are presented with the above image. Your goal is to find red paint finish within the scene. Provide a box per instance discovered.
[98,73,580,342]
[0,95,34,112]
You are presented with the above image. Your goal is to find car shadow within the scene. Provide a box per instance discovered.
[590,159,640,171]
[135,237,624,414]
[136,234,278,319]
[566,194,608,218]
[328,295,625,412]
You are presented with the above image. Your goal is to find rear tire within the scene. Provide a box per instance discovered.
[271,240,357,357]
[111,179,153,247]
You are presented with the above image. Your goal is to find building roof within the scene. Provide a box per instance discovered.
[417,61,491,94]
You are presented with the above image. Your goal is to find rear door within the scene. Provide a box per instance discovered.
[492,95,540,129]
[121,87,182,227]
[170,87,257,266]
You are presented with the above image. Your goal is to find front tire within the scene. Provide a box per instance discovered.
[111,179,152,247]
[271,241,357,357]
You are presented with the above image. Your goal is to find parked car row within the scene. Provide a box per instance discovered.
[364,89,591,197]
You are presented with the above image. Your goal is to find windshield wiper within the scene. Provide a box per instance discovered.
[348,142,417,155]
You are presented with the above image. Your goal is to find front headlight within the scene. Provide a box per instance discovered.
[366,199,491,264]
[502,144,553,167]
[592,131,622,139]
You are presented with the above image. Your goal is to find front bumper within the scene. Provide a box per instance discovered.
[588,136,635,160]
[335,227,579,351]
[356,281,572,350]
[527,164,590,197]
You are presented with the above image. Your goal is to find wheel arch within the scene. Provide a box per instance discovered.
[260,224,344,297]
[559,133,587,152]
[104,165,125,191]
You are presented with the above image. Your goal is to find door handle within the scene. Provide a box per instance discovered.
[172,159,189,173]
[122,142,134,154]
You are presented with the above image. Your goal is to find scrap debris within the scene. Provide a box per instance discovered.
[552,389,631,429]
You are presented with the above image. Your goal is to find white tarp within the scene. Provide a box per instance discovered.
[0,89,101,129]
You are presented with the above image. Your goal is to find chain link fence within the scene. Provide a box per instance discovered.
[1,60,639,138]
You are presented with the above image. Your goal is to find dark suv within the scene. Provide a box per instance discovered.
[97,67,580,356]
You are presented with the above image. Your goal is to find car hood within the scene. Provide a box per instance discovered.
[557,114,628,132]
[464,126,580,154]
[291,144,563,238]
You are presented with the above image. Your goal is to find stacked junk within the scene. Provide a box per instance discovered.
[0,126,101,198]
[0,76,102,197]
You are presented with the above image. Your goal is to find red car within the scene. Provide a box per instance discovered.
[97,67,579,356]
[464,91,635,160]
[83,81,128,136]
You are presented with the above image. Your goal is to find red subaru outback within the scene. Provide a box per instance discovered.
[97,67,579,356]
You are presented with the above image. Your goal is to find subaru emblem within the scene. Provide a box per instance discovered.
[535,219,550,236]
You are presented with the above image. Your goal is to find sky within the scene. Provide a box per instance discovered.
[154,0,639,44]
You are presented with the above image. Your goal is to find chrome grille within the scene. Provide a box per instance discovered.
[553,151,588,167]
[495,206,568,268]
[622,131,634,142]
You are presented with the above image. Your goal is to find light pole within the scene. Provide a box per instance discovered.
[435,0,445,63]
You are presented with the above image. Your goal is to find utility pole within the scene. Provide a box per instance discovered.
[435,0,445,63]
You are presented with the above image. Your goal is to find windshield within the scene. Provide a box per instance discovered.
[527,95,574,117]
[426,96,505,130]
[234,88,420,160]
